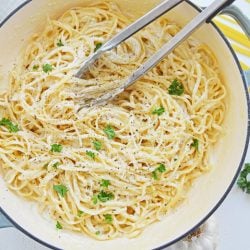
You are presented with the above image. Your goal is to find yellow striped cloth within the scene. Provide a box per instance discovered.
[213,1,250,70]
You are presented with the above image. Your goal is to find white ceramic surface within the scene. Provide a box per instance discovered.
[0,0,249,249]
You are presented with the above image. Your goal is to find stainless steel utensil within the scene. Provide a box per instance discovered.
[75,0,238,110]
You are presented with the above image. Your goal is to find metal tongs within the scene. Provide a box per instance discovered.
[75,0,236,110]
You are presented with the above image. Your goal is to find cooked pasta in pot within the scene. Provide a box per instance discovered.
[0,1,226,240]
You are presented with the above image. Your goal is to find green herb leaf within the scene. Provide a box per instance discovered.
[191,139,199,151]
[53,184,68,197]
[168,79,184,96]
[86,150,96,159]
[104,214,112,224]
[56,221,62,229]
[92,195,98,205]
[152,170,158,180]
[57,39,64,47]
[94,43,102,52]
[93,140,102,151]
[157,163,166,173]
[104,125,115,139]
[77,210,84,217]
[152,164,166,180]
[0,118,19,133]
[33,65,39,70]
[51,144,63,153]
[42,63,53,73]
[237,163,250,194]
[100,179,110,188]
[52,162,60,169]
[152,106,165,116]
[97,190,114,202]
[95,231,101,235]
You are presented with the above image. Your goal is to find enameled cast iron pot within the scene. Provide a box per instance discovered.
[0,0,249,249]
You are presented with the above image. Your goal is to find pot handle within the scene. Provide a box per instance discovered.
[0,210,13,228]
[220,5,250,38]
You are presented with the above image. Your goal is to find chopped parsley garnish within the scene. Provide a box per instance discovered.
[94,43,102,52]
[191,139,199,151]
[93,140,102,151]
[51,144,63,153]
[53,184,68,197]
[168,79,184,96]
[100,179,110,188]
[33,65,39,70]
[95,231,101,235]
[52,162,60,169]
[104,125,116,139]
[152,163,166,180]
[92,195,98,205]
[93,191,114,204]
[152,171,158,180]
[237,163,250,194]
[56,221,62,229]
[104,214,113,224]
[86,150,96,159]
[152,106,165,116]
[157,164,166,173]
[0,118,19,133]
[77,210,84,217]
[42,63,53,73]
[57,39,64,47]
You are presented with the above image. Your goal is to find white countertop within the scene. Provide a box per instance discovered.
[0,0,249,249]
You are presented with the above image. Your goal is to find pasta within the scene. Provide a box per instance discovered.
[0,1,226,240]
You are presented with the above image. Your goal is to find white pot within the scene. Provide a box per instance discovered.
[0,0,249,249]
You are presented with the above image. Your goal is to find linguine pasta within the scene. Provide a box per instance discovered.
[0,1,226,240]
